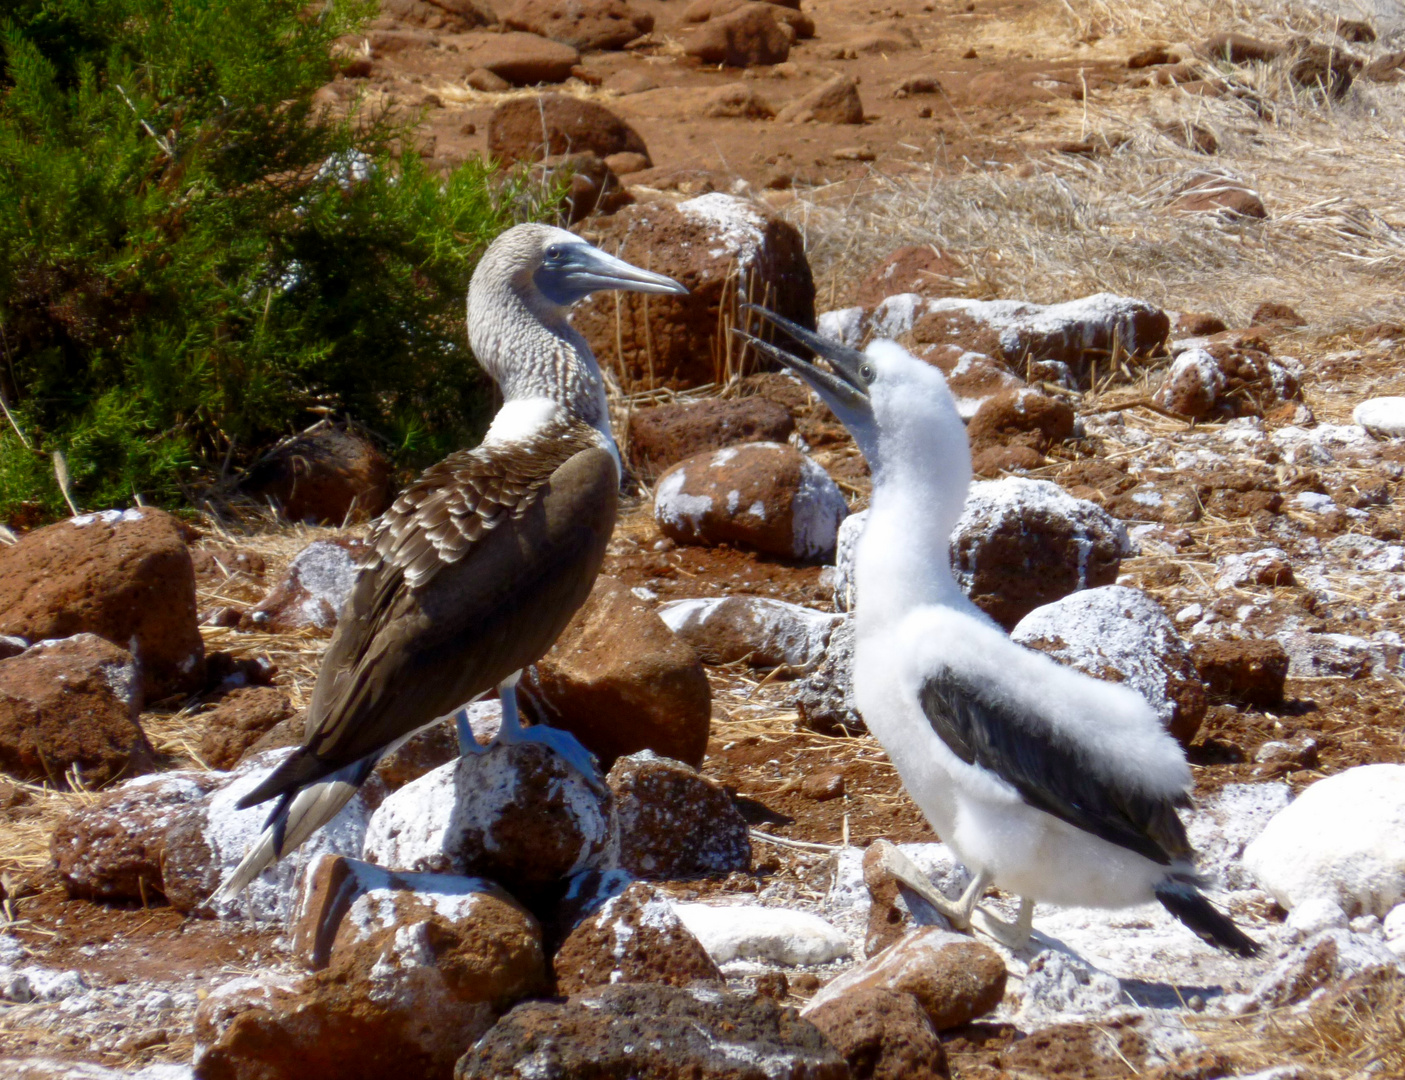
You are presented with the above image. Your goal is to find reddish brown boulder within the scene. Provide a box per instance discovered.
[456,983,848,1079]
[245,537,366,633]
[1172,311,1227,336]
[654,443,849,560]
[609,750,751,878]
[52,770,220,901]
[1251,301,1306,327]
[628,397,794,475]
[777,75,865,123]
[1192,639,1289,706]
[854,246,965,308]
[363,743,613,897]
[530,152,633,223]
[952,478,1133,630]
[1154,342,1301,419]
[198,687,297,771]
[0,635,153,787]
[684,3,792,67]
[918,348,1026,419]
[243,426,392,526]
[803,926,1006,1032]
[572,195,814,391]
[1169,173,1267,219]
[503,0,652,50]
[488,94,649,166]
[659,595,841,670]
[967,389,1075,477]
[375,0,497,31]
[0,508,204,698]
[553,880,724,993]
[461,31,580,85]
[684,0,813,38]
[806,987,950,1080]
[198,855,547,1080]
[524,576,712,768]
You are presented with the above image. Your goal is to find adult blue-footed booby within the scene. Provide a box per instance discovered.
[734,307,1258,957]
[215,225,686,900]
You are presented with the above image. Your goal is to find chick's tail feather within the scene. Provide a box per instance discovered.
[1154,878,1261,958]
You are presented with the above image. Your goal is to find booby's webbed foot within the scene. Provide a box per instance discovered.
[970,896,1035,951]
[492,672,606,793]
[456,707,488,755]
[870,840,978,931]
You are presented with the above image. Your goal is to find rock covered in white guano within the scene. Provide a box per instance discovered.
[1215,547,1295,590]
[793,617,863,735]
[1154,348,1225,418]
[1011,585,1207,745]
[553,880,724,993]
[673,903,851,965]
[1247,927,1403,1009]
[363,743,612,896]
[607,750,751,879]
[246,539,363,632]
[658,595,841,669]
[1384,903,1405,956]
[654,442,848,560]
[830,509,866,612]
[951,477,1134,630]
[1184,782,1292,891]
[1353,396,1405,439]
[1011,950,1124,1030]
[1275,631,1401,679]
[197,854,547,1080]
[1244,764,1405,920]
[802,926,1005,1031]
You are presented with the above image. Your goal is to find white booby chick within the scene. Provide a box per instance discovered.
[215,224,687,900]
[735,307,1258,957]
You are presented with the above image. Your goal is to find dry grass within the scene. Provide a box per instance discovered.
[785,7,1405,326]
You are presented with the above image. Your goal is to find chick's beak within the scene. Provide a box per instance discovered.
[731,305,872,419]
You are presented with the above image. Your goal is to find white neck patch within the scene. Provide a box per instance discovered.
[484,398,563,445]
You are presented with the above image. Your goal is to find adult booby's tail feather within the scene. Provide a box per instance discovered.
[212,756,377,905]
[1154,879,1261,958]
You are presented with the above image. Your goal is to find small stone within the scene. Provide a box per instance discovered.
[608,750,751,879]
[701,82,777,119]
[1252,733,1319,777]
[1354,397,1405,439]
[1251,301,1306,327]
[553,880,723,993]
[674,903,850,965]
[802,926,1006,1031]
[604,150,649,175]
[198,687,296,771]
[488,93,649,165]
[684,3,793,67]
[1214,547,1295,589]
[800,770,844,802]
[363,743,613,898]
[460,32,581,86]
[654,443,849,560]
[466,66,511,91]
[777,75,864,124]
[245,538,365,632]
[794,617,864,735]
[806,986,950,1080]
[1191,639,1288,706]
[659,595,841,670]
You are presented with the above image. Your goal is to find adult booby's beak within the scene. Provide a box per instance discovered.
[540,242,689,305]
[732,304,873,420]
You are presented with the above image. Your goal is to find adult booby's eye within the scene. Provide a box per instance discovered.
[544,243,566,262]
[860,363,876,382]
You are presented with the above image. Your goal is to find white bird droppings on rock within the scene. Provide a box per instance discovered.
[792,455,849,560]
[1244,764,1405,918]
[1352,396,1405,439]
[658,595,841,669]
[1184,782,1291,891]
[677,194,767,269]
[672,903,850,965]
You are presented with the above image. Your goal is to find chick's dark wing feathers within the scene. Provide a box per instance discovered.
[919,669,1193,866]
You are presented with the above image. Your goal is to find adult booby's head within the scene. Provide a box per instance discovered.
[734,306,971,520]
[468,224,686,425]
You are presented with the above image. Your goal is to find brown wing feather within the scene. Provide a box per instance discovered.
[238,430,617,808]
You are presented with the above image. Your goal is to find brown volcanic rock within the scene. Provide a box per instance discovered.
[609,750,751,879]
[198,687,296,771]
[1192,638,1289,707]
[700,83,778,119]
[242,426,392,526]
[654,442,849,560]
[245,537,366,633]
[0,508,204,698]
[503,0,653,51]
[854,246,965,308]
[685,0,813,38]
[806,987,950,1080]
[198,856,547,1080]
[523,576,712,769]
[967,388,1075,477]
[684,3,793,67]
[1290,43,1359,98]
[455,982,849,1079]
[488,94,648,165]
[553,880,723,993]
[777,74,865,123]
[461,31,580,85]
[51,769,219,901]
[804,926,1006,1032]
[628,396,794,475]
[530,152,634,223]
[0,635,153,787]
[1198,32,1285,64]
[951,478,1134,630]
[572,195,815,391]
[376,0,497,31]
[1251,301,1306,327]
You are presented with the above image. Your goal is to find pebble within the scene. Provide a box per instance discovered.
[1352,396,1405,438]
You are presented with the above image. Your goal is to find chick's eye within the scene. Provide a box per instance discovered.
[860,364,875,381]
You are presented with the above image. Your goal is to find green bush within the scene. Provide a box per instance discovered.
[0,0,558,522]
